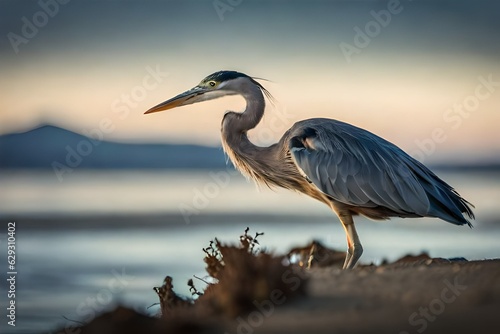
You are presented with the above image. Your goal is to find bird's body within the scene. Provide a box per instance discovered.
[224,116,473,225]
[146,70,474,268]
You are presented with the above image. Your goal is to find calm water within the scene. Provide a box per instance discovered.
[0,169,499,333]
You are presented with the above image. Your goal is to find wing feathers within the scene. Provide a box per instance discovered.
[289,122,432,217]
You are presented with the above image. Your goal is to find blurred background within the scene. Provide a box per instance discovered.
[1,0,499,333]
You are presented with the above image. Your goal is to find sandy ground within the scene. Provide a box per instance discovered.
[254,259,500,334]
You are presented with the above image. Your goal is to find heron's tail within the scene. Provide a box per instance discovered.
[407,161,475,227]
[426,187,475,227]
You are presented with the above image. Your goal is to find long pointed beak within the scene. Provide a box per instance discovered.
[144,86,207,114]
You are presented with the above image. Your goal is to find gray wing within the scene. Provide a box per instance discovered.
[288,118,474,225]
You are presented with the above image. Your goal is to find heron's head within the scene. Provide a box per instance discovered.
[144,70,272,114]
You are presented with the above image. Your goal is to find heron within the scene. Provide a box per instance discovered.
[145,70,474,269]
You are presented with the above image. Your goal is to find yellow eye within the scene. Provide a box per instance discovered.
[209,81,216,87]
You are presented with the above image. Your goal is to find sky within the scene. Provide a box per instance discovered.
[1,0,500,163]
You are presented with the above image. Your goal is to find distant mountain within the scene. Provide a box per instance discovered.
[0,125,229,170]
[1,125,499,173]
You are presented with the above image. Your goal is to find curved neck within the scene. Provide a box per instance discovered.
[222,80,265,138]
[219,81,305,189]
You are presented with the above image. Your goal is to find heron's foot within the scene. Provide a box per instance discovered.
[306,243,317,270]
[342,243,363,269]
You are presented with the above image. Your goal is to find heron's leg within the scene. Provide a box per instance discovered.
[338,213,363,269]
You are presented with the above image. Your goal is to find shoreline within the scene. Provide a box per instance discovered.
[3,212,500,230]
[52,258,500,334]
